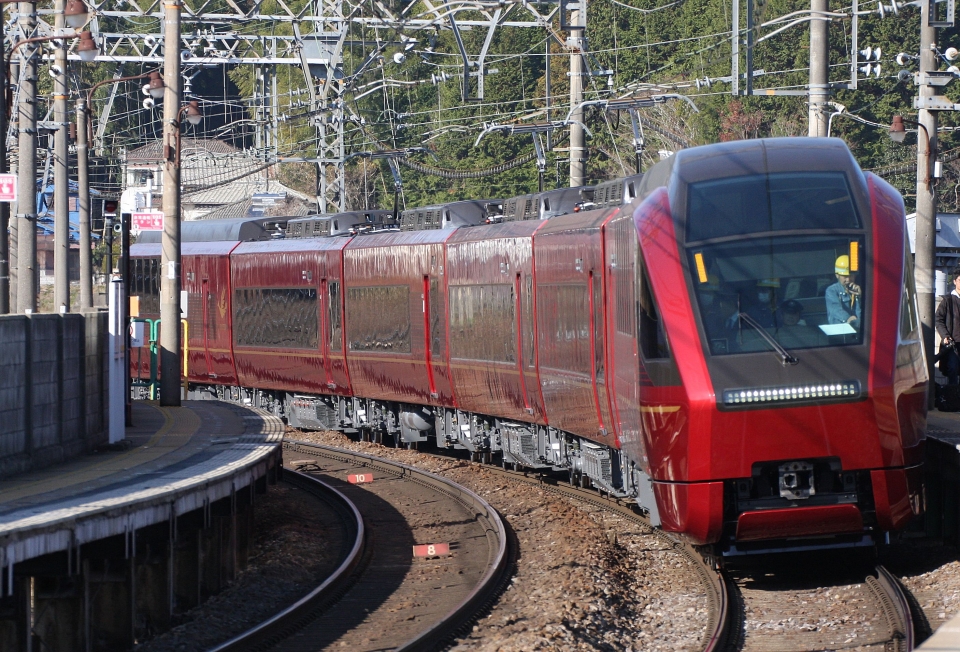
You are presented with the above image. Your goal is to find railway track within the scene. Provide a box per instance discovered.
[722,557,915,651]
[419,453,731,652]
[213,440,510,651]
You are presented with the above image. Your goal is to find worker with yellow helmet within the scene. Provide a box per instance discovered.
[825,254,862,328]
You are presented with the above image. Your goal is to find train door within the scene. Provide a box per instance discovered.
[320,278,333,389]
[514,273,533,415]
[604,213,642,452]
[588,265,615,437]
[201,278,213,376]
[423,274,439,398]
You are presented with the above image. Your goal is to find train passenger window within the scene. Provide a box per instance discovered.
[329,281,342,351]
[232,288,319,349]
[448,284,516,362]
[686,173,860,243]
[638,261,670,360]
[346,285,411,353]
[538,284,592,373]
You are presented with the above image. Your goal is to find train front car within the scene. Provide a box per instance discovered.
[632,138,927,555]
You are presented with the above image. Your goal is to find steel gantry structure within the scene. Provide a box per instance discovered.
[27,0,589,212]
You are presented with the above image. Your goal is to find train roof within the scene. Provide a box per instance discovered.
[400,199,502,231]
[136,217,287,243]
[286,210,397,238]
[501,186,590,222]
[671,138,862,185]
[585,173,646,209]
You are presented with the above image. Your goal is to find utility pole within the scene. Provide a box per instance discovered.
[808,0,830,136]
[77,98,91,309]
[568,0,586,187]
[915,0,939,405]
[53,0,69,313]
[0,15,8,313]
[16,0,37,313]
[159,0,182,406]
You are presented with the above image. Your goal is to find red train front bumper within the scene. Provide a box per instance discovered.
[655,465,923,546]
[735,504,863,541]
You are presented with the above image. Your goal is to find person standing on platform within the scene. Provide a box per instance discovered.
[936,268,960,385]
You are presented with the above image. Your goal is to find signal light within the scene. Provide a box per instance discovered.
[102,199,118,217]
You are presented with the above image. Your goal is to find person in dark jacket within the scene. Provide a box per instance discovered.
[935,267,960,384]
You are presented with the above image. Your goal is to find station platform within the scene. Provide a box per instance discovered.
[0,399,283,579]
[928,409,960,447]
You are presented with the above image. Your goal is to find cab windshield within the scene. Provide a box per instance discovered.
[688,235,865,356]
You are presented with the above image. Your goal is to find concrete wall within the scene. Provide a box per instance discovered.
[0,312,109,477]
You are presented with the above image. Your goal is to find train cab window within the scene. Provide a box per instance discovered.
[686,173,860,242]
[688,236,866,355]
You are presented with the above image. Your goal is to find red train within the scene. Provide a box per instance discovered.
[130,137,926,556]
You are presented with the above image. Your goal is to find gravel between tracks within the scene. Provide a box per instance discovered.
[887,540,960,636]
[290,429,709,651]
[134,483,345,652]
[125,426,960,651]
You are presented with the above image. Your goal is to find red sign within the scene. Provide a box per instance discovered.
[132,211,163,231]
[0,174,16,202]
[347,473,374,484]
[413,543,450,558]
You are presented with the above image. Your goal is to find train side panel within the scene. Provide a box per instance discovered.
[602,207,648,469]
[182,242,240,385]
[230,238,352,395]
[445,221,548,424]
[343,231,455,407]
[533,209,618,448]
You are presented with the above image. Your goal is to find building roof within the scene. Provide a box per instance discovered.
[125,138,239,162]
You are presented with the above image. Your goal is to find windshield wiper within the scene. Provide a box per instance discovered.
[736,312,799,366]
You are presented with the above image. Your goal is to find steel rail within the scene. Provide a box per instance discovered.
[871,564,916,651]
[417,452,731,652]
[266,440,512,651]
[206,470,365,652]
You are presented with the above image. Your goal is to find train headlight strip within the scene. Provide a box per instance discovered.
[723,380,860,406]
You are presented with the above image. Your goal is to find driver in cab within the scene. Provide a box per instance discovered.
[826,255,861,329]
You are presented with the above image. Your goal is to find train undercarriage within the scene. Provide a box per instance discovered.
[183,382,907,559]
[186,383,662,526]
